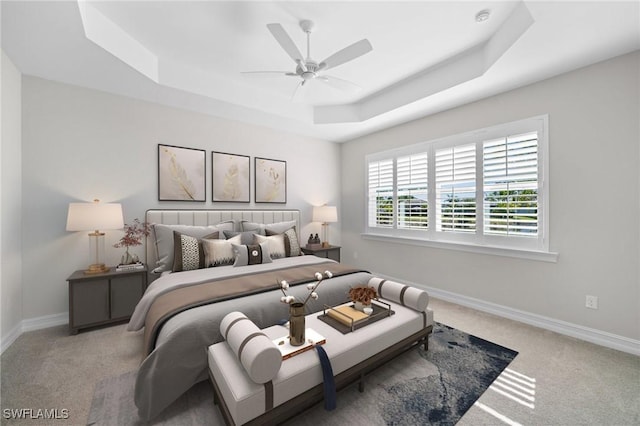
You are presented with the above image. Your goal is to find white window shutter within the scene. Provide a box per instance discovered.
[368,159,394,228]
[397,153,429,229]
[435,144,476,233]
[483,132,539,237]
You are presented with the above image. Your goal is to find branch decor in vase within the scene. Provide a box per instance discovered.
[279,270,333,346]
[113,219,150,267]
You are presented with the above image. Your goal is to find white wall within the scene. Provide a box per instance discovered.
[341,52,639,343]
[1,50,23,347]
[21,76,340,321]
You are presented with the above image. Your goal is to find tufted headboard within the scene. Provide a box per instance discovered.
[145,209,300,273]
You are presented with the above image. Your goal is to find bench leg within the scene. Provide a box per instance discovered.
[358,373,365,393]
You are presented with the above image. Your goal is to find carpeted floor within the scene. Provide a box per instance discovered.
[86,323,517,425]
[3,298,639,425]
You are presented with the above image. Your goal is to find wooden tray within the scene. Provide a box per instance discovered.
[317,300,394,334]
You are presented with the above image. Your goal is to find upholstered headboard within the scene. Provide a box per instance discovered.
[145,209,300,273]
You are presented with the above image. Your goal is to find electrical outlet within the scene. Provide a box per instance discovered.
[585,295,598,310]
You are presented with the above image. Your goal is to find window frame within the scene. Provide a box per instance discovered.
[364,115,555,261]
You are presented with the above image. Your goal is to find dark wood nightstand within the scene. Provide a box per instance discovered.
[67,266,147,334]
[301,245,341,262]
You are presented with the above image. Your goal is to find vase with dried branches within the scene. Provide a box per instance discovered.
[113,219,150,265]
[279,270,333,346]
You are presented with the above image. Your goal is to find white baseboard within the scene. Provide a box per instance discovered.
[1,323,22,354]
[21,312,68,332]
[1,312,68,354]
[374,273,640,356]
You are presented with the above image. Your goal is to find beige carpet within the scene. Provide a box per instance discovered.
[2,298,639,425]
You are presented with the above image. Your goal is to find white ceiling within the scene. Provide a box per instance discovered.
[2,1,639,142]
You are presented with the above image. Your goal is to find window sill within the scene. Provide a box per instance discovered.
[361,233,558,263]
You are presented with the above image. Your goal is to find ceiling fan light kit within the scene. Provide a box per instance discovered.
[244,19,373,98]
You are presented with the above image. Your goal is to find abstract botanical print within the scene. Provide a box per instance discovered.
[158,145,205,201]
[255,157,286,203]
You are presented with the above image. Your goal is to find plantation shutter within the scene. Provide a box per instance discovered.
[397,153,428,229]
[483,132,539,237]
[435,144,476,233]
[368,159,394,228]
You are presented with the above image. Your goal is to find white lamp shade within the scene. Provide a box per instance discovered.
[66,202,124,231]
[313,205,338,223]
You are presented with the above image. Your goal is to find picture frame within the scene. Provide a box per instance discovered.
[211,151,250,203]
[255,157,287,203]
[158,144,206,201]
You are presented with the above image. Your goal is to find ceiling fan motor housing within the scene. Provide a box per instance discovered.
[297,61,319,80]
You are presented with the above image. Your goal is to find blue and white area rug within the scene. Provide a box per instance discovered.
[88,323,517,425]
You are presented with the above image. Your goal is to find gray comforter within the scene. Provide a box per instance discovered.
[129,256,372,421]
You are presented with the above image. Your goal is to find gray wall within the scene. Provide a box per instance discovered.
[1,51,23,346]
[19,76,341,321]
[341,52,639,341]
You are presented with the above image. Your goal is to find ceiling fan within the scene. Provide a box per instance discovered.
[242,20,373,99]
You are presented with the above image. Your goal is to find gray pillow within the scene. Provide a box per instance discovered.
[223,229,264,245]
[241,220,296,234]
[152,221,234,273]
[232,243,272,266]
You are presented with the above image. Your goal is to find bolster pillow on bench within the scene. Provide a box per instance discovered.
[220,312,282,384]
[368,277,429,312]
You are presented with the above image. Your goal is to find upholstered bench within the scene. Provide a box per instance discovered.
[207,278,434,426]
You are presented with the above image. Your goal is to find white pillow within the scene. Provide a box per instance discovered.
[202,235,241,267]
[220,312,282,384]
[368,277,429,312]
[253,234,286,259]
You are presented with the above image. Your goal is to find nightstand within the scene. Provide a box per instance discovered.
[301,245,341,262]
[67,266,147,334]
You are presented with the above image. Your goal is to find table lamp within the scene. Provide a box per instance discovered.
[312,205,338,248]
[66,199,124,274]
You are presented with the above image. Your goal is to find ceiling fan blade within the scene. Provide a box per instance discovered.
[240,71,291,78]
[318,39,372,71]
[267,23,304,64]
[317,74,363,93]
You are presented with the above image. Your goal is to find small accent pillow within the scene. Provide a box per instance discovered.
[219,312,282,384]
[201,235,242,267]
[172,231,219,272]
[368,277,429,312]
[232,243,272,266]
[253,234,286,259]
[223,229,265,245]
[265,226,301,257]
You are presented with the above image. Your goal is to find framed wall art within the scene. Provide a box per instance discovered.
[212,151,250,203]
[158,144,206,201]
[255,157,286,203]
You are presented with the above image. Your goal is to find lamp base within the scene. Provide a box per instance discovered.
[322,241,330,248]
[84,263,110,275]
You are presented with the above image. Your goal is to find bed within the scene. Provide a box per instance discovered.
[128,209,373,421]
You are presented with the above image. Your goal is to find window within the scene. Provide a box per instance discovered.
[365,115,549,254]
